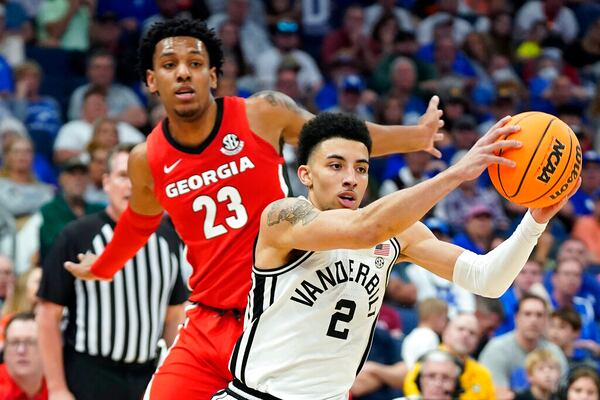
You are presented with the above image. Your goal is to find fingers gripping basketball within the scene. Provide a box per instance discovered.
[488,112,582,208]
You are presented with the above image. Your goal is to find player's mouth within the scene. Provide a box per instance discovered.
[337,191,356,208]
[175,86,195,101]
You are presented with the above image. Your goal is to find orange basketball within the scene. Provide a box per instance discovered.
[488,111,582,208]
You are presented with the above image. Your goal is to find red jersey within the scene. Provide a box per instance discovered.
[0,364,48,400]
[146,96,287,309]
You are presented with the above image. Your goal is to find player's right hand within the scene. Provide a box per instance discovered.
[49,388,76,400]
[64,252,112,281]
[451,115,522,181]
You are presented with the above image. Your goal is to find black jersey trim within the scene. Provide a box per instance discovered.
[161,97,224,154]
[240,315,261,384]
[253,251,314,276]
[229,379,282,400]
[356,317,379,376]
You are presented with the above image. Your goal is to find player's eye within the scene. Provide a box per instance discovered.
[330,163,342,170]
[190,61,202,67]
[163,62,175,69]
[356,166,368,174]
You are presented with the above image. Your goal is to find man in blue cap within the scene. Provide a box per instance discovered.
[325,74,374,121]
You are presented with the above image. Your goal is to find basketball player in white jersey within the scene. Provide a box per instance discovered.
[212,113,578,400]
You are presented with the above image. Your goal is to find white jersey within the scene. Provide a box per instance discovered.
[226,236,400,399]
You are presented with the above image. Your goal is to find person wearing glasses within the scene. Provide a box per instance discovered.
[0,312,47,399]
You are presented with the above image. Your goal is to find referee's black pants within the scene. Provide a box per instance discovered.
[64,347,157,400]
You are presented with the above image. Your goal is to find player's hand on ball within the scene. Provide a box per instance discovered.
[530,177,581,224]
[451,116,522,181]
[64,252,112,281]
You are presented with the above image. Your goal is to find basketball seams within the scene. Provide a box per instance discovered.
[507,118,556,198]
[496,113,536,198]
[520,131,574,207]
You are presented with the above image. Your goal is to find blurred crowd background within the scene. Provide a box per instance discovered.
[1,0,600,399]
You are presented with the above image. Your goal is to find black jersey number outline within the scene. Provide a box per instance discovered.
[326,299,356,340]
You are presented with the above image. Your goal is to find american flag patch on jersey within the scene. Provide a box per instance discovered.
[374,243,390,256]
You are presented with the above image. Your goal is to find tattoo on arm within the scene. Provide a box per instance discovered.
[250,90,309,117]
[267,200,318,226]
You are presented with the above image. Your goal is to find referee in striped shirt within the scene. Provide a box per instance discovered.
[36,144,187,400]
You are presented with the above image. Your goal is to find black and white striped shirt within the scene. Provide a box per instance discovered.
[38,211,187,364]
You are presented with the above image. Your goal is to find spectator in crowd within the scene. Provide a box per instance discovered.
[548,259,600,355]
[83,141,110,205]
[0,312,47,399]
[572,189,600,263]
[36,0,93,51]
[37,144,187,400]
[548,307,598,371]
[486,11,513,59]
[0,3,25,66]
[514,0,579,45]
[0,254,14,309]
[365,13,402,72]
[255,19,322,92]
[38,157,104,262]
[385,57,427,121]
[219,20,253,84]
[473,297,504,358]
[0,136,54,223]
[405,218,477,318]
[565,16,600,70]
[379,150,433,196]
[325,74,374,121]
[404,349,464,400]
[321,5,369,69]
[514,348,561,400]
[141,0,189,37]
[435,177,507,235]
[263,0,298,32]
[55,85,144,164]
[401,298,448,369]
[1,267,41,323]
[207,0,272,63]
[569,151,600,216]
[496,259,548,335]
[364,0,413,35]
[67,50,147,128]
[452,204,498,254]
[9,61,63,170]
[0,50,12,96]
[564,367,600,400]
[479,293,568,399]
[404,313,496,400]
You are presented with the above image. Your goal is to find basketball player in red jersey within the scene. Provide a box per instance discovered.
[65,19,449,398]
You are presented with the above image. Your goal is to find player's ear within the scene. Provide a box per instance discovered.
[146,70,158,94]
[297,165,312,187]
[209,67,217,90]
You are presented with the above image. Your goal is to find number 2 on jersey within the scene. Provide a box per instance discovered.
[192,186,248,239]
[327,299,356,340]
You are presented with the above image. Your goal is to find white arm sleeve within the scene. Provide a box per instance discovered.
[452,211,547,298]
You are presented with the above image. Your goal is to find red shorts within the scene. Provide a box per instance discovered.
[144,303,244,399]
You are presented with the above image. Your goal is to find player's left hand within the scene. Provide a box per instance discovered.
[530,177,581,223]
[64,252,112,281]
[417,95,445,158]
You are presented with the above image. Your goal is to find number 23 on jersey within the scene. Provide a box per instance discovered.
[192,186,248,239]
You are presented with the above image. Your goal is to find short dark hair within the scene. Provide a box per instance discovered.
[138,18,224,85]
[83,85,107,102]
[516,292,548,314]
[551,307,582,331]
[106,143,136,173]
[5,311,35,338]
[296,113,372,166]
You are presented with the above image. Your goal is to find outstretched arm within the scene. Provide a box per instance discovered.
[246,91,444,157]
[65,143,164,280]
[259,117,521,256]
[397,180,580,298]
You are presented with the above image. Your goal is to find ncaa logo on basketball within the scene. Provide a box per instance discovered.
[375,257,385,269]
[220,133,244,156]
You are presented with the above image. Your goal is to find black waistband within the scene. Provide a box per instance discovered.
[226,379,282,400]
[64,345,158,371]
